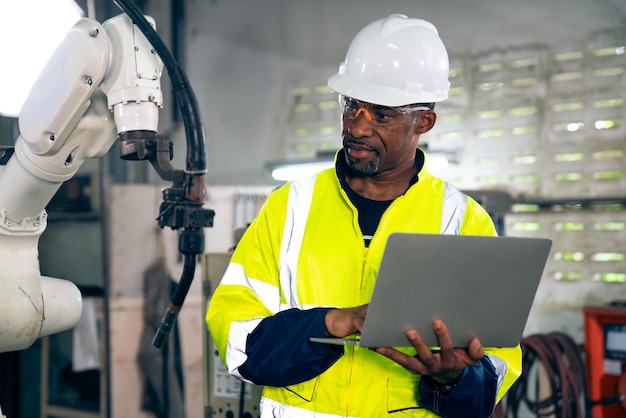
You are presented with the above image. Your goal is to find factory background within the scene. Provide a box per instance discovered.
[0,0,625,417]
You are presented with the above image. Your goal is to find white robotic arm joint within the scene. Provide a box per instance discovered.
[18,18,110,156]
[0,12,165,354]
[100,14,164,135]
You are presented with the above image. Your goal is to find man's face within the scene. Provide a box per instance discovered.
[339,96,432,176]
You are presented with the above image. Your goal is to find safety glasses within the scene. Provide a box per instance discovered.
[340,95,432,126]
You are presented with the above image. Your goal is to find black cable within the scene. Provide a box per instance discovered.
[170,254,197,308]
[238,380,246,418]
[112,0,207,175]
[152,254,197,349]
[162,336,170,418]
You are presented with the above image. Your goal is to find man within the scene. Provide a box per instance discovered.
[207,14,521,417]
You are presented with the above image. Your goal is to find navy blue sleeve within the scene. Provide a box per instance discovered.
[418,357,498,418]
[238,308,344,386]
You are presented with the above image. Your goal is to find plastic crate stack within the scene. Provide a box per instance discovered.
[584,28,626,198]
[506,202,626,286]
[543,28,626,199]
[423,54,472,185]
[283,81,341,160]
[459,46,550,196]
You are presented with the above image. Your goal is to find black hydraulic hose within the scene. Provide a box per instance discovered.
[171,253,197,308]
[152,253,197,349]
[113,0,207,174]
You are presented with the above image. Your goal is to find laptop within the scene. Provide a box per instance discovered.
[310,232,552,348]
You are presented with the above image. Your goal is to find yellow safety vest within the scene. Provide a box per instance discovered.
[207,157,522,417]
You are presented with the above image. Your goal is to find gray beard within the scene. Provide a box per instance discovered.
[344,150,379,175]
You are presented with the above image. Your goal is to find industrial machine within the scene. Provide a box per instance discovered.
[584,303,626,418]
[0,1,213,416]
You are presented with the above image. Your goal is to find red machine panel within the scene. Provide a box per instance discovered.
[584,304,626,418]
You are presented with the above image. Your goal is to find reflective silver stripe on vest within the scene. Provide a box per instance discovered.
[260,397,356,418]
[486,354,508,394]
[278,176,317,309]
[440,182,467,235]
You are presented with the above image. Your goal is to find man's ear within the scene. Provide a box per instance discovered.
[414,110,437,134]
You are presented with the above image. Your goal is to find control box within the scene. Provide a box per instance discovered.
[584,304,626,418]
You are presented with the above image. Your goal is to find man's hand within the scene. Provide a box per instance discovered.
[325,304,368,338]
[375,319,484,384]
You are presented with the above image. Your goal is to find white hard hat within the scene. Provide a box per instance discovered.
[328,14,450,106]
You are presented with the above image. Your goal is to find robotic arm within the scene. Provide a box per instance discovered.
[0,6,212,354]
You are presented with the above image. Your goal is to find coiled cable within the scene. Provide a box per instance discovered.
[494,332,591,418]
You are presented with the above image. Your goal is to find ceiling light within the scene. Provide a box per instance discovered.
[266,159,334,182]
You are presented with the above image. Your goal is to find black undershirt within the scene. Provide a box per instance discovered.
[337,149,423,247]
